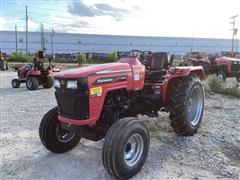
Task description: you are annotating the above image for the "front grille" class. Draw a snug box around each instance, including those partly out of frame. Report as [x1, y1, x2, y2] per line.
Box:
[55, 78, 89, 120]
[231, 61, 240, 72]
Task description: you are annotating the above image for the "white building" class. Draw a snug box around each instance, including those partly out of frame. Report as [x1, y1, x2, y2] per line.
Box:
[0, 31, 239, 55]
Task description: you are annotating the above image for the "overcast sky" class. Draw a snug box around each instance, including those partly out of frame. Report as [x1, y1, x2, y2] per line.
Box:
[0, 0, 240, 39]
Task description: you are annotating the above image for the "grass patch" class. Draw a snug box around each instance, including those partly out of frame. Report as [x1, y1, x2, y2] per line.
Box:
[208, 77, 240, 98]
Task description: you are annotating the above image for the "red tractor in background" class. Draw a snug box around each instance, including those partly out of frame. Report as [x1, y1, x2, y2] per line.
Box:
[39, 50, 205, 179]
[180, 53, 240, 82]
[12, 51, 59, 90]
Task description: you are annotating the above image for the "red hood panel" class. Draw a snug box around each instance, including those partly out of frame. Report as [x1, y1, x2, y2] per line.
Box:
[54, 63, 132, 79]
[218, 57, 240, 62]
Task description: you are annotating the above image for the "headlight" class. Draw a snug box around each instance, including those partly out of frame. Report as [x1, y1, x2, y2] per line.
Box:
[54, 80, 60, 88]
[66, 80, 78, 89]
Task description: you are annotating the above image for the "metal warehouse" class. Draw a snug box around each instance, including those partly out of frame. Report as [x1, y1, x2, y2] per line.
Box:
[0, 31, 239, 54]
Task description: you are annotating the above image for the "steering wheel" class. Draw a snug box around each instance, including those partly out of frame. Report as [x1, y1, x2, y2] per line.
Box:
[129, 50, 150, 64]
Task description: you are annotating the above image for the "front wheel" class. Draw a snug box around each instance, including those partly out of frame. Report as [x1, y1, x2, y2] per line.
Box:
[169, 75, 204, 136]
[39, 107, 81, 153]
[12, 79, 20, 88]
[102, 117, 150, 179]
[236, 75, 240, 83]
[216, 71, 226, 81]
[42, 76, 54, 88]
[26, 77, 39, 90]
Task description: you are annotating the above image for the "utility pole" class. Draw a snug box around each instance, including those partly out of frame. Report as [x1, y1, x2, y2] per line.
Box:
[50, 29, 55, 58]
[190, 31, 194, 53]
[40, 23, 43, 50]
[236, 38, 239, 52]
[230, 15, 238, 56]
[15, 25, 18, 53]
[25, 5, 28, 55]
[40, 23, 46, 51]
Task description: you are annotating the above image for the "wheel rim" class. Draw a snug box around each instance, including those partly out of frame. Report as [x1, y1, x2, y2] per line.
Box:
[27, 80, 32, 88]
[12, 81, 16, 87]
[56, 124, 75, 143]
[124, 133, 144, 167]
[237, 76, 240, 82]
[217, 74, 223, 80]
[187, 86, 203, 126]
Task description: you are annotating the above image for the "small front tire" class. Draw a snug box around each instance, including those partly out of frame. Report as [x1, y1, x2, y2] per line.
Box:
[12, 79, 20, 88]
[26, 77, 39, 90]
[102, 117, 150, 179]
[39, 107, 81, 153]
[236, 75, 240, 83]
[42, 76, 54, 88]
[216, 71, 226, 81]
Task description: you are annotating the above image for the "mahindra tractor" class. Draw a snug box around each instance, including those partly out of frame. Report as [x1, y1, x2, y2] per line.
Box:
[39, 50, 205, 179]
[180, 53, 240, 82]
[11, 51, 57, 90]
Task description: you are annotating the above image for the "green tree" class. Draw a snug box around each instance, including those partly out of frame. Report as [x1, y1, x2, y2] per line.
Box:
[76, 53, 86, 65]
[8, 52, 31, 62]
[107, 51, 118, 62]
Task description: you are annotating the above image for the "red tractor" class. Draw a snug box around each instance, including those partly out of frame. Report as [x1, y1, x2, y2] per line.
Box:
[12, 51, 57, 90]
[180, 53, 240, 82]
[39, 50, 205, 179]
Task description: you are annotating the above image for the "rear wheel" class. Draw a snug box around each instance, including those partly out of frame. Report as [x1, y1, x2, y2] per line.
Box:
[169, 75, 204, 136]
[199, 62, 209, 75]
[1, 61, 5, 70]
[102, 117, 149, 179]
[12, 79, 20, 88]
[26, 77, 39, 90]
[42, 76, 54, 88]
[39, 107, 81, 153]
[236, 75, 240, 83]
[216, 71, 226, 81]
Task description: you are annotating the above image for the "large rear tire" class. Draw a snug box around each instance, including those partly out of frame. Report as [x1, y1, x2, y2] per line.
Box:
[169, 75, 204, 136]
[199, 62, 209, 76]
[39, 107, 81, 153]
[42, 76, 54, 88]
[102, 117, 149, 179]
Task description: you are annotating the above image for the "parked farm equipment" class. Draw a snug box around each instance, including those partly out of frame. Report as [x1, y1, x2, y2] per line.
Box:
[39, 50, 205, 179]
[11, 51, 60, 90]
[180, 53, 240, 82]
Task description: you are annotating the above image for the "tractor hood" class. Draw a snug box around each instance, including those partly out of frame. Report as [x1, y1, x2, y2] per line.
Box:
[54, 63, 132, 79]
[218, 57, 240, 62]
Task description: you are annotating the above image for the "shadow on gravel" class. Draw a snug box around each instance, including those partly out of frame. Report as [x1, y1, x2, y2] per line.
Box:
[218, 140, 240, 165]
[1, 87, 53, 96]
[2, 144, 113, 180]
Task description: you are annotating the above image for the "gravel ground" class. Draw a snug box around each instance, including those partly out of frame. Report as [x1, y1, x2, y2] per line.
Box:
[0, 71, 240, 180]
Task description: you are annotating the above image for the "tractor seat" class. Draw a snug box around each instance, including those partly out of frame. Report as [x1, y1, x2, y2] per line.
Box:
[147, 55, 168, 71]
[35, 61, 44, 70]
[145, 55, 168, 82]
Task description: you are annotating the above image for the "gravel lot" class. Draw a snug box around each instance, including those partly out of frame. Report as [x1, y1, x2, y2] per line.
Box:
[1, 71, 240, 180]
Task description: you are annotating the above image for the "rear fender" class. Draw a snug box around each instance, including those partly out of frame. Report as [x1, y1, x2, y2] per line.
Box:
[162, 67, 204, 102]
[27, 70, 41, 76]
